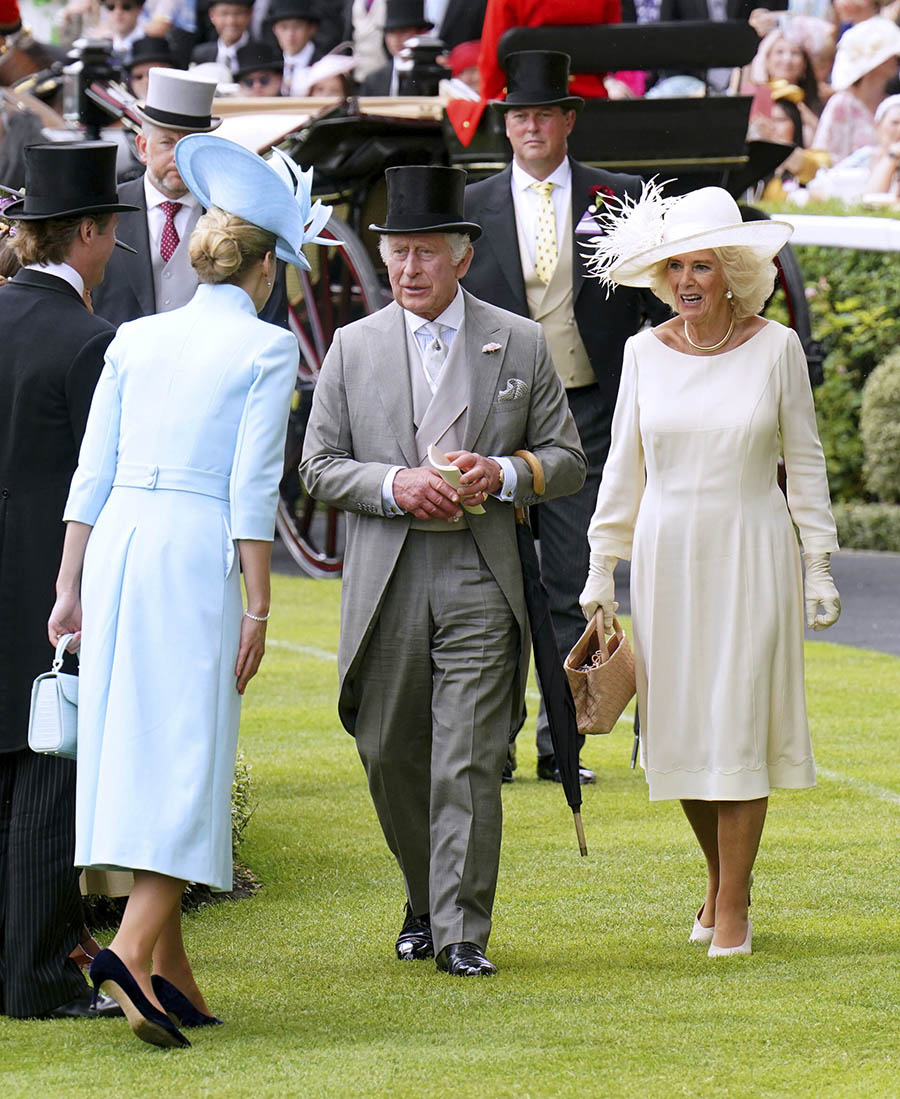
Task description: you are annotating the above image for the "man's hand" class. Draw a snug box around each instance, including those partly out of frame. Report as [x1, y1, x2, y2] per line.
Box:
[444, 451, 503, 507]
[393, 466, 463, 521]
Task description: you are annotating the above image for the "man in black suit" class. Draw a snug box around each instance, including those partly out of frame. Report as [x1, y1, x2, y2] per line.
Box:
[92, 68, 288, 329]
[359, 0, 432, 95]
[463, 51, 665, 784]
[191, 0, 255, 73]
[0, 142, 136, 1020]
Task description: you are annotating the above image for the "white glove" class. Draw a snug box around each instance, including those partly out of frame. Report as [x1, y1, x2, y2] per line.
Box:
[579, 553, 618, 631]
[803, 552, 841, 631]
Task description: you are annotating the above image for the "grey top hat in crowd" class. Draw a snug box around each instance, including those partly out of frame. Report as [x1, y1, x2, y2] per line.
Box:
[491, 50, 584, 113]
[384, 0, 432, 32]
[2, 142, 141, 221]
[267, 0, 320, 24]
[135, 67, 222, 132]
[369, 165, 481, 240]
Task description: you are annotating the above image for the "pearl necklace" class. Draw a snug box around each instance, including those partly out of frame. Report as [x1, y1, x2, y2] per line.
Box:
[683, 315, 735, 353]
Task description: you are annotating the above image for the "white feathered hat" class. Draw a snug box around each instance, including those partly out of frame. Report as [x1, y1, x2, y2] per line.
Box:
[174, 135, 333, 270]
[585, 183, 792, 290]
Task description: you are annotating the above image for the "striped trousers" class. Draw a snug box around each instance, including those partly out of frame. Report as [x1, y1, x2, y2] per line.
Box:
[0, 749, 86, 1017]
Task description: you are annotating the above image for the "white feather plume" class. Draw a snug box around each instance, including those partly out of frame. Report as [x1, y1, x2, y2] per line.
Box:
[268, 146, 336, 261]
[582, 177, 678, 296]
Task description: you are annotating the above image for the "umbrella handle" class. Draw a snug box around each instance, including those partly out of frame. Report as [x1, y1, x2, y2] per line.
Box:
[573, 810, 587, 857]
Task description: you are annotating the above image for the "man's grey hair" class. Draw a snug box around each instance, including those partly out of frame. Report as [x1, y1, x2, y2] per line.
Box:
[378, 232, 472, 265]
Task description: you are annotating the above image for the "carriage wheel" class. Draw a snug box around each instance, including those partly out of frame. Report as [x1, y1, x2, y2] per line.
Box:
[276, 211, 387, 578]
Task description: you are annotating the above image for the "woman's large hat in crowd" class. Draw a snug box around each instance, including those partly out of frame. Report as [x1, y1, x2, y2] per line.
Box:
[1, 142, 141, 220]
[830, 16, 900, 91]
[174, 134, 333, 269]
[135, 67, 222, 132]
[368, 165, 482, 240]
[491, 50, 584, 113]
[585, 183, 792, 289]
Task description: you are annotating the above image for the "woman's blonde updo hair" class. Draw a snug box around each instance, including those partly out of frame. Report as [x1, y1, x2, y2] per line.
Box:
[189, 206, 277, 285]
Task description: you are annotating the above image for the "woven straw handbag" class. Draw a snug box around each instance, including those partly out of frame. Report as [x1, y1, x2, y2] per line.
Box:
[564, 614, 636, 735]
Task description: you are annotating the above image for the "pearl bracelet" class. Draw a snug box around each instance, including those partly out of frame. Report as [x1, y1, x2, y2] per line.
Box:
[243, 610, 270, 622]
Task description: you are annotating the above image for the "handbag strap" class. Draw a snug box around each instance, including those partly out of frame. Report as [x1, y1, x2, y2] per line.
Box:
[590, 613, 625, 666]
[52, 634, 79, 672]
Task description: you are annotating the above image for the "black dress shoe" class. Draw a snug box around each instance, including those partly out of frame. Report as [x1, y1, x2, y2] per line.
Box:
[46, 992, 124, 1019]
[435, 942, 497, 977]
[396, 903, 433, 960]
[536, 756, 596, 785]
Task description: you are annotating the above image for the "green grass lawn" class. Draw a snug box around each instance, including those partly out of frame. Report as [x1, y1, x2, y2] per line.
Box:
[3, 574, 900, 1098]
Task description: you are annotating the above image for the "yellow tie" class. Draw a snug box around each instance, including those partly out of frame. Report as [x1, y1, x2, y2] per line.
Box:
[530, 180, 558, 284]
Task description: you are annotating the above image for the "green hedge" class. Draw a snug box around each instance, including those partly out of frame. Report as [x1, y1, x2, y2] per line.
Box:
[833, 503, 900, 553]
[861, 349, 900, 503]
[762, 202, 900, 509]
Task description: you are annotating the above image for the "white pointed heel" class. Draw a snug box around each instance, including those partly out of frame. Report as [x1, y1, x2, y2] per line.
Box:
[708, 919, 752, 957]
[689, 905, 715, 944]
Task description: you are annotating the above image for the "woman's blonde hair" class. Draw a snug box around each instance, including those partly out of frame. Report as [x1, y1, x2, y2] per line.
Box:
[189, 206, 277, 284]
[648, 246, 778, 321]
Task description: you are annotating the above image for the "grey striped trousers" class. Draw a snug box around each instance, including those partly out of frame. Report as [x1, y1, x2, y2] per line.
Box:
[0, 749, 86, 1017]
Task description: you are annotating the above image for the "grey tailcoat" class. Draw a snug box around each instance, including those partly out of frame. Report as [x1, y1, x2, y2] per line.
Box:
[300, 290, 587, 734]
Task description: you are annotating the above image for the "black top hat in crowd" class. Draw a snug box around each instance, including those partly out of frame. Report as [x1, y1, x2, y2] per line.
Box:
[125, 35, 176, 70]
[2, 142, 141, 220]
[267, 0, 320, 24]
[384, 0, 432, 32]
[369, 165, 481, 240]
[235, 41, 283, 80]
[492, 50, 584, 112]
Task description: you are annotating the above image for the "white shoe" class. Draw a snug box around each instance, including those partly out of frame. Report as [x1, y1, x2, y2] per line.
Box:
[708, 919, 752, 957]
[688, 906, 715, 944]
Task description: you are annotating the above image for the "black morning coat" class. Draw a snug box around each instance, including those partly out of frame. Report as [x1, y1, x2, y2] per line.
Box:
[0, 270, 114, 751]
[463, 158, 667, 416]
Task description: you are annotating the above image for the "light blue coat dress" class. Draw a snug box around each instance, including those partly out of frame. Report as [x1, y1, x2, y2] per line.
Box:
[64, 283, 298, 891]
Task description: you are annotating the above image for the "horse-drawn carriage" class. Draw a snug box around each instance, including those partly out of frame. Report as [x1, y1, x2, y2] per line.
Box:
[1, 19, 817, 577]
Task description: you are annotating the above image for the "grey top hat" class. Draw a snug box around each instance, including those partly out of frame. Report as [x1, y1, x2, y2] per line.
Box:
[135, 68, 222, 132]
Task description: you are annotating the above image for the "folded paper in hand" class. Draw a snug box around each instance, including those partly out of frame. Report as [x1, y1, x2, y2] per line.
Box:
[427, 444, 486, 515]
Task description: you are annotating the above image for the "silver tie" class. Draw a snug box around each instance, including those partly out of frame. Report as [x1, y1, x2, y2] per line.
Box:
[421, 322, 448, 391]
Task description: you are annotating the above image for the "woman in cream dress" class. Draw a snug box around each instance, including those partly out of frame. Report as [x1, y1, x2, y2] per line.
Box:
[581, 187, 841, 957]
[48, 137, 330, 1046]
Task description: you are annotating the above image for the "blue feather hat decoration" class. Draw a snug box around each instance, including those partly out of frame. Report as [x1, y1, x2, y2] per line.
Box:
[174, 135, 334, 270]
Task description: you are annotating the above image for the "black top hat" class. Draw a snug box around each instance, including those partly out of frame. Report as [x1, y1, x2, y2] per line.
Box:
[384, 0, 432, 32]
[2, 142, 141, 220]
[268, 0, 320, 24]
[235, 41, 283, 80]
[125, 36, 176, 70]
[208, 0, 254, 7]
[369, 165, 481, 240]
[492, 50, 584, 112]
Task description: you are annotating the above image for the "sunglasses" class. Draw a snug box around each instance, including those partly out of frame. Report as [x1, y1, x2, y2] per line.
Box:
[240, 73, 278, 88]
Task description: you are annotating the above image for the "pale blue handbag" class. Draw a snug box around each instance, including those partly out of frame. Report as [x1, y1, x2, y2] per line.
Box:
[28, 634, 79, 760]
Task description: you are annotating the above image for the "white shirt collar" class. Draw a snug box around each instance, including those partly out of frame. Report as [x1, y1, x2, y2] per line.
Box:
[402, 284, 465, 338]
[219, 30, 250, 65]
[23, 261, 85, 297]
[144, 172, 198, 211]
[511, 156, 571, 195]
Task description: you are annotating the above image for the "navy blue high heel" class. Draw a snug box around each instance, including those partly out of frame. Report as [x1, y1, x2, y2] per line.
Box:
[151, 975, 224, 1027]
[89, 949, 190, 1049]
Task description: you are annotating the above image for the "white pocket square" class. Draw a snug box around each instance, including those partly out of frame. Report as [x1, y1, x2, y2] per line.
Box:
[498, 378, 528, 402]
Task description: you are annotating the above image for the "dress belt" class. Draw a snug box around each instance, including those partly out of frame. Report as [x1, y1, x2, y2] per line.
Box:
[112, 463, 230, 501]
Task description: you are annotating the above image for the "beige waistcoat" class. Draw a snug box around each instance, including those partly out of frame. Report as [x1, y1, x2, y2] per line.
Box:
[517, 203, 595, 389]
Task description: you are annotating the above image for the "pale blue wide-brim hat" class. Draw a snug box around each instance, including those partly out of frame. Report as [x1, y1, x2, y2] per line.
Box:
[174, 134, 332, 270]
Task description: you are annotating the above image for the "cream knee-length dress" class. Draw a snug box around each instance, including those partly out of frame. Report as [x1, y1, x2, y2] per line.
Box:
[587, 321, 838, 801]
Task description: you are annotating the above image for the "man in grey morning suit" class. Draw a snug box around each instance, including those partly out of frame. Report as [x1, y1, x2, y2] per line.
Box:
[301, 166, 586, 977]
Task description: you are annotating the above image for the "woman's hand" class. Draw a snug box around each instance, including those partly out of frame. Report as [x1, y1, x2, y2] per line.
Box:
[579, 554, 618, 631]
[803, 552, 841, 630]
[235, 614, 267, 695]
[48, 591, 82, 651]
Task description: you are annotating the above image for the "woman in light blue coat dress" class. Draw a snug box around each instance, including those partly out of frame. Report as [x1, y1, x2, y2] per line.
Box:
[48, 137, 331, 1048]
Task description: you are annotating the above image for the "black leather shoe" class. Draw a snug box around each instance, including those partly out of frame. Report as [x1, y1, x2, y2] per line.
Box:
[536, 756, 596, 785]
[46, 992, 124, 1019]
[435, 942, 497, 977]
[396, 904, 433, 960]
